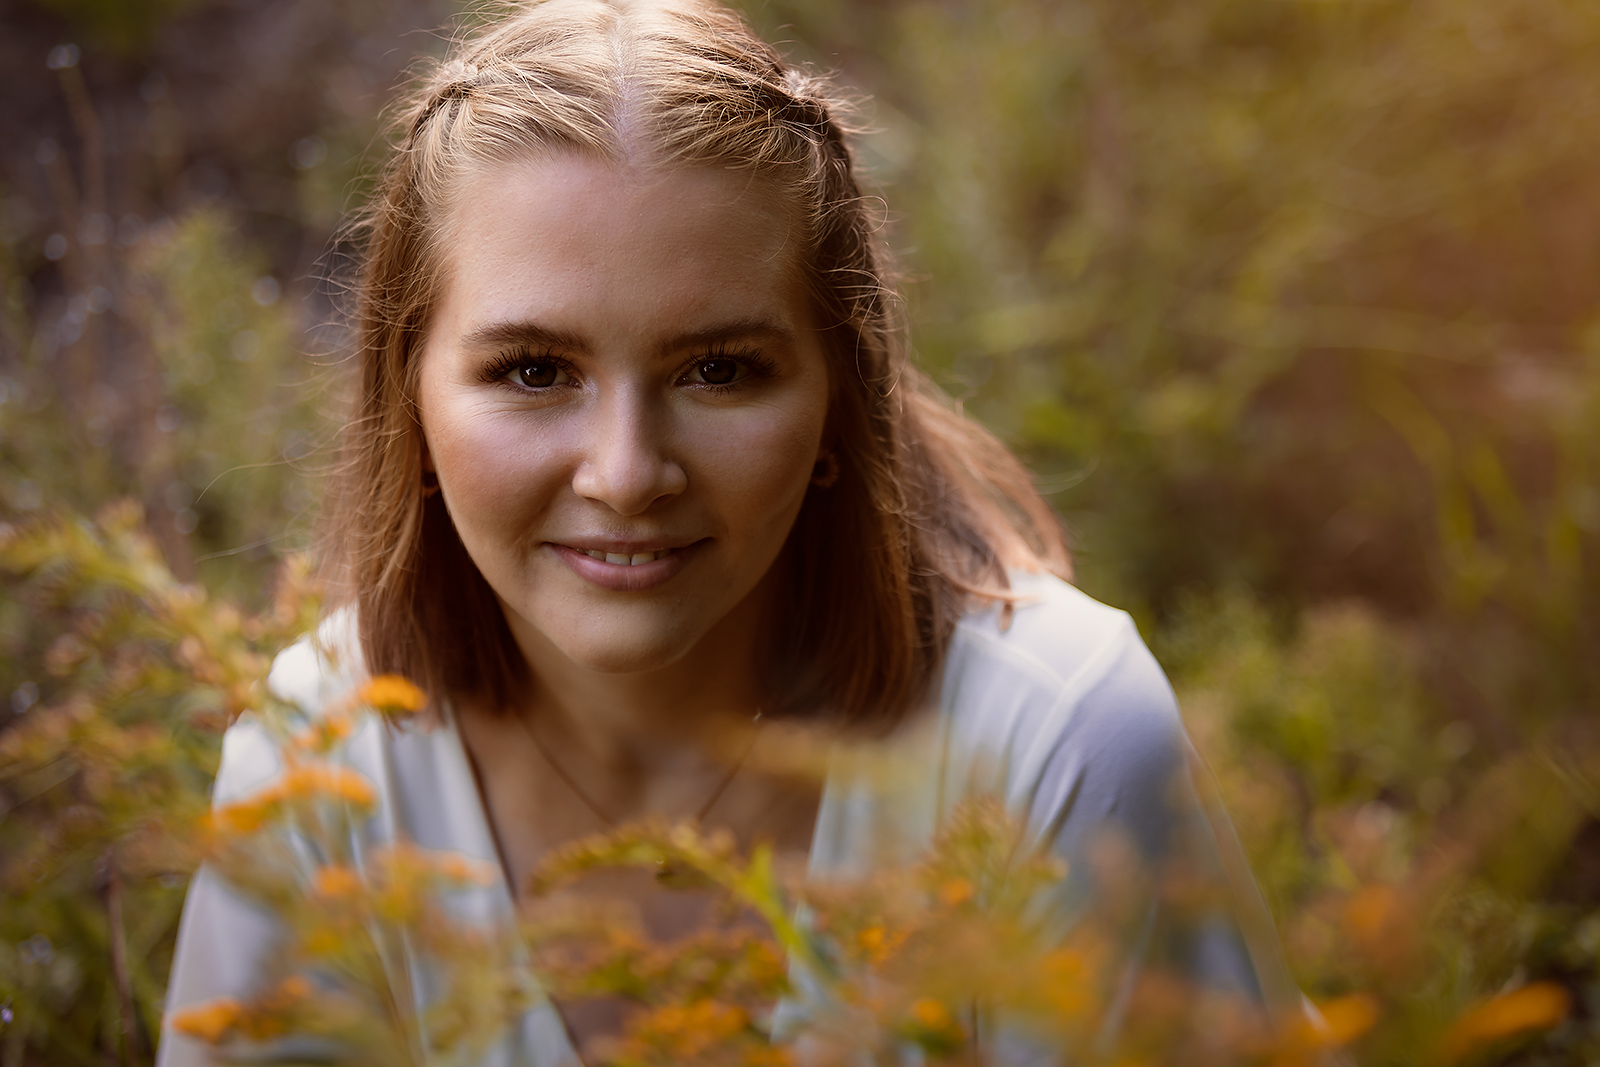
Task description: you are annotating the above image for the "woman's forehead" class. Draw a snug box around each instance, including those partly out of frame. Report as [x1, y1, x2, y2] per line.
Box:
[445, 150, 804, 243]
[429, 153, 814, 347]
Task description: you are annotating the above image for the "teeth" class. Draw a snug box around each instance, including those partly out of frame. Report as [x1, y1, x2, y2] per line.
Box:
[576, 547, 674, 565]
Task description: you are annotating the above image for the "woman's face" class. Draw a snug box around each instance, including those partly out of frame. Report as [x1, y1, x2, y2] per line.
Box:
[417, 154, 830, 678]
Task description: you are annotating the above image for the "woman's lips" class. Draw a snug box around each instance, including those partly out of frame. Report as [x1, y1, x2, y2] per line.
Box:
[548, 541, 698, 591]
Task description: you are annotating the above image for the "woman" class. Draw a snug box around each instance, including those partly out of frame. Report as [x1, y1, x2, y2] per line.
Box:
[161, 0, 1298, 1062]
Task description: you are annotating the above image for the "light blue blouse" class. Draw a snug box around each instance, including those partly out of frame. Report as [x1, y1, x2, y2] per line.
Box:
[157, 572, 1298, 1066]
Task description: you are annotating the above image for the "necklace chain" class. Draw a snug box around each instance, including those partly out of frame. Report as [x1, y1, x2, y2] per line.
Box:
[517, 709, 764, 830]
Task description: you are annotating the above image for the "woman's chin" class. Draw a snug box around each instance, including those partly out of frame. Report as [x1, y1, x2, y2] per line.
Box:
[494, 568, 777, 681]
[530, 627, 703, 677]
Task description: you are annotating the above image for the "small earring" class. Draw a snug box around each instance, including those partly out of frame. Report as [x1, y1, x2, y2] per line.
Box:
[421, 470, 441, 499]
[810, 451, 840, 489]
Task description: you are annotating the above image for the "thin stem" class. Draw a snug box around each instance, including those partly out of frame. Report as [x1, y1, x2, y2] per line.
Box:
[103, 851, 137, 1067]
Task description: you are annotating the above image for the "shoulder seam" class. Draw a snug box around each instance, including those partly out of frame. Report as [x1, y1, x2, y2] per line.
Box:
[1008, 614, 1142, 782]
[953, 606, 1140, 698]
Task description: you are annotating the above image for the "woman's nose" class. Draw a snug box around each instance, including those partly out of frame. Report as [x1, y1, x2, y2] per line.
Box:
[569, 390, 687, 516]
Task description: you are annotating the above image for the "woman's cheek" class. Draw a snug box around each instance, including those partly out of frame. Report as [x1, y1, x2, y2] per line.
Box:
[686, 404, 821, 514]
[436, 407, 568, 522]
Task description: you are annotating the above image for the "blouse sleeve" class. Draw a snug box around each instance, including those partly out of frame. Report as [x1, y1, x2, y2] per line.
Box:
[157, 629, 363, 1065]
[928, 579, 1303, 1060]
[1015, 617, 1301, 1029]
[155, 718, 288, 1067]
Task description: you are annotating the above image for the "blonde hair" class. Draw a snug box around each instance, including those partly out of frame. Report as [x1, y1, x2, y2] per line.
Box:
[319, 0, 1070, 727]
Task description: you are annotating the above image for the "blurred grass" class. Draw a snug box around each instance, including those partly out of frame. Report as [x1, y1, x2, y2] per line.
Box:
[1, 0, 1597, 1063]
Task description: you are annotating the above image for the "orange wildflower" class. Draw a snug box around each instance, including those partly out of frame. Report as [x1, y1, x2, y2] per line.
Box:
[275, 975, 313, 1001]
[312, 864, 364, 899]
[210, 798, 271, 837]
[1042, 948, 1095, 1018]
[293, 712, 355, 752]
[169, 997, 244, 1044]
[237, 1012, 289, 1042]
[204, 764, 375, 841]
[1341, 883, 1416, 965]
[1437, 982, 1570, 1064]
[277, 764, 377, 809]
[433, 852, 496, 886]
[1342, 884, 1396, 939]
[910, 997, 953, 1031]
[221, 974, 314, 1040]
[372, 877, 424, 925]
[355, 675, 427, 719]
[938, 877, 975, 907]
[1268, 993, 1381, 1067]
[302, 926, 344, 956]
[1316, 994, 1381, 1046]
[631, 999, 747, 1059]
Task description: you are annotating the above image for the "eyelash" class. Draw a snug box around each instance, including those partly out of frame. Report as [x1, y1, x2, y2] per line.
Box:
[683, 343, 778, 394]
[480, 344, 778, 396]
[479, 347, 577, 391]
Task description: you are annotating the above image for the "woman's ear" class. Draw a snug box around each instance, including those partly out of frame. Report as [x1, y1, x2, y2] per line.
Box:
[810, 443, 841, 489]
[809, 410, 840, 487]
[420, 435, 442, 498]
[418, 422, 437, 474]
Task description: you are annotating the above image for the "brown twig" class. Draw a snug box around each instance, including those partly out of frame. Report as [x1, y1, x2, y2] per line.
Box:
[103, 850, 137, 1067]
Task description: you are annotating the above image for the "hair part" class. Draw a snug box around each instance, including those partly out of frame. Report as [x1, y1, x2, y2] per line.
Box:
[318, 0, 1070, 729]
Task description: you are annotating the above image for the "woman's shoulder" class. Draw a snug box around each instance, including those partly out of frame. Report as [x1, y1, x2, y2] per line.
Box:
[939, 571, 1188, 822]
[946, 570, 1176, 717]
[211, 611, 372, 804]
[265, 608, 367, 714]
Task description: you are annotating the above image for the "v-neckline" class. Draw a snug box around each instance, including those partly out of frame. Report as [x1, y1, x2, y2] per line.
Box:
[439, 699, 846, 1067]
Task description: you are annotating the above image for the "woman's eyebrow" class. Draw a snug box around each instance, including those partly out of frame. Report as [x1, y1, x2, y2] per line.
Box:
[666, 317, 795, 351]
[462, 317, 796, 353]
[462, 320, 588, 352]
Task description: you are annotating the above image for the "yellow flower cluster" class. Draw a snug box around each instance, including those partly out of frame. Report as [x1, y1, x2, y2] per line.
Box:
[1041, 947, 1097, 1020]
[909, 997, 952, 1031]
[355, 675, 428, 719]
[292, 676, 425, 752]
[1264, 994, 1382, 1067]
[901, 994, 965, 1054]
[431, 851, 497, 886]
[853, 922, 911, 966]
[169, 997, 244, 1044]
[210, 763, 378, 837]
[312, 863, 364, 900]
[936, 877, 975, 907]
[374, 843, 496, 893]
[293, 711, 356, 753]
[1438, 983, 1570, 1063]
[627, 998, 749, 1060]
[297, 847, 497, 946]
[168, 977, 312, 1046]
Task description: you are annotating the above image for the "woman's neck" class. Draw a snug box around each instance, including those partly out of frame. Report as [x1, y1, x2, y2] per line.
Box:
[498, 577, 774, 780]
[451, 575, 820, 1060]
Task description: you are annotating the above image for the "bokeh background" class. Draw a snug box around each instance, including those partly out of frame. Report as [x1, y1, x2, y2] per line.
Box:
[1, 0, 1596, 1063]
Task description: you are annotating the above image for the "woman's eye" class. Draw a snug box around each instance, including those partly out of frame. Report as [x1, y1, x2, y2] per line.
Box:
[513, 361, 569, 389]
[691, 359, 744, 386]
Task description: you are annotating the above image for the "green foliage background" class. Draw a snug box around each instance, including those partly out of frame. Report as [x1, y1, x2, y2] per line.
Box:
[0, 0, 1596, 1063]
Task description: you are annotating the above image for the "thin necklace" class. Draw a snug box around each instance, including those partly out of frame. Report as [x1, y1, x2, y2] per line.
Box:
[517, 708, 764, 831]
